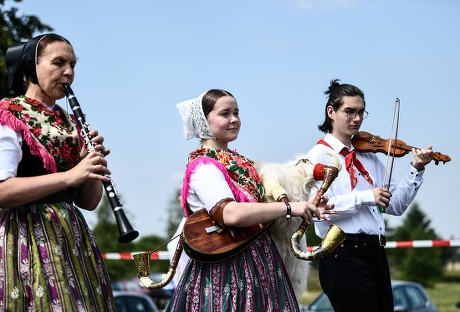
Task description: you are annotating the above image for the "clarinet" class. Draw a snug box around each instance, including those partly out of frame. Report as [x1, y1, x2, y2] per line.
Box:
[63, 84, 139, 243]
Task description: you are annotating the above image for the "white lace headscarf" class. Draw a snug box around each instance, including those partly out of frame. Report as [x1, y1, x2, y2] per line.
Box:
[176, 91, 214, 140]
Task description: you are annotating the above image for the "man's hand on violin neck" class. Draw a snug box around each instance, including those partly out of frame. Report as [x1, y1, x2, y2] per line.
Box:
[411, 146, 434, 171]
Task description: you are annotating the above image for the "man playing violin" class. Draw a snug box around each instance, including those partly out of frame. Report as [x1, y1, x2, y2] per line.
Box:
[306, 79, 434, 312]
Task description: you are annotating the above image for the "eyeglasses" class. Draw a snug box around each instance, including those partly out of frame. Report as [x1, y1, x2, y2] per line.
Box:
[339, 108, 369, 120]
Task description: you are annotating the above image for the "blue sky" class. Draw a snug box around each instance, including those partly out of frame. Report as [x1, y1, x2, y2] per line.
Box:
[13, 0, 459, 240]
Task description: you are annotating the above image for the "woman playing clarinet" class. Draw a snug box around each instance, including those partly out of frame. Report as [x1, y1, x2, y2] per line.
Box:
[0, 33, 115, 311]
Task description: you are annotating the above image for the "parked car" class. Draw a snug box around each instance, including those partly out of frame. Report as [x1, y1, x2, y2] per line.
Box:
[305, 280, 437, 312]
[112, 274, 175, 310]
[113, 291, 160, 312]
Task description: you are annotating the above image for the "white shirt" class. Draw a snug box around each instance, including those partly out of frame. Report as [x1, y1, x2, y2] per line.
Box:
[307, 133, 425, 238]
[167, 162, 236, 283]
[0, 104, 55, 181]
[186, 163, 236, 214]
[0, 124, 23, 181]
[167, 216, 189, 286]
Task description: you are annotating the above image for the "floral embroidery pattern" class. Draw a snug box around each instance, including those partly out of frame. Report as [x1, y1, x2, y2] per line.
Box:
[167, 149, 300, 311]
[188, 147, 265, 201]
[1, 96, 81, 169]
[0, 204, 116, 310]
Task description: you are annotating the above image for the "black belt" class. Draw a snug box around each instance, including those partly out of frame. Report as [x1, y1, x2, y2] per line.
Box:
[345, 233, 386, 247]
[35, 189, 74, 205]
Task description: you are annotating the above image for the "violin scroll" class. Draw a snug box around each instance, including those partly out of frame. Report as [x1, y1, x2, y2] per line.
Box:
[433, 152, 451, 165]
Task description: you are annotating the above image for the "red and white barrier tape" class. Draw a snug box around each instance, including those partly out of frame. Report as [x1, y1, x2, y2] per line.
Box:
[102, 240, 460, 260]
[102, 251, 169, 260]
[384, 239, 460, 249]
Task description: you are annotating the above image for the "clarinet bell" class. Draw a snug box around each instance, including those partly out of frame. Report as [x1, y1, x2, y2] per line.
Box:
[115, 209, 139, 243]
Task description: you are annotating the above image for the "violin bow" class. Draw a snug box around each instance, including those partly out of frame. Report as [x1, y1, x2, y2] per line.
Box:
[383, 97, 400, 190]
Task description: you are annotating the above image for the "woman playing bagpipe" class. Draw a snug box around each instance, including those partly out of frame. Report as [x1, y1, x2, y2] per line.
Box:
[164, 89, 338, 311]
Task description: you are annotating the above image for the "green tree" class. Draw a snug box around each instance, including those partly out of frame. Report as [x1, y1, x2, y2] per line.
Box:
[386, 203, 450, 286]
[91, 195, 171, 281]
[1, 0, 53, 98]
[91, 196, 138, 280]
[165, 188, 184, 238]
[131, 188, 185, 276]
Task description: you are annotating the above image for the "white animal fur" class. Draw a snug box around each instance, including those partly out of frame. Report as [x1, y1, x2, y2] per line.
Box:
[256, 154, 318, 299]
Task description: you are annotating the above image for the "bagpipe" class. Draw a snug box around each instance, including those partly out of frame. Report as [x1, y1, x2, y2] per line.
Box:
[133, 153, 346, 290]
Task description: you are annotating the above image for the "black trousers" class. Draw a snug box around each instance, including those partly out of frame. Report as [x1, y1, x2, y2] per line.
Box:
[319, 239, 393, 312]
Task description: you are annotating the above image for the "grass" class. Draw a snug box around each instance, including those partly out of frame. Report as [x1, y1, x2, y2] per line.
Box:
[426, 270, 460, 312]
[427, 282, 460, 312]
[298, 266, 460, 311]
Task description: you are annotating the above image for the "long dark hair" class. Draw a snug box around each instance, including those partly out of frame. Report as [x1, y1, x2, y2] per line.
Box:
[318, 79, 365, 133]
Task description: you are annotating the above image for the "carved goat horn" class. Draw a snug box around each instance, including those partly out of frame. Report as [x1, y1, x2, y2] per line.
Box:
[290, 152, 346, 261]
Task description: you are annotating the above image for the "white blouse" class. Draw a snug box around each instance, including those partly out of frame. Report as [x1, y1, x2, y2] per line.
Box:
[0, 104, 56, 181]
[169, 161, 236, 277]
[0, 124, 22, 181]
[186, 162, 235, 213]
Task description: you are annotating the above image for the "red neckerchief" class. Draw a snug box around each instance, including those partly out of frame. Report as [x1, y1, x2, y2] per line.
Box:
[317, 138, 373, 190]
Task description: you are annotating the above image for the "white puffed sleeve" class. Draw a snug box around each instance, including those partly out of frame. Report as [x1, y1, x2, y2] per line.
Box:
[0, 124, 22, 180]
[186, 162, 235, 213]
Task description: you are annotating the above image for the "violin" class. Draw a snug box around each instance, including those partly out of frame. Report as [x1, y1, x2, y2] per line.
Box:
[351, 131, 451, 165]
